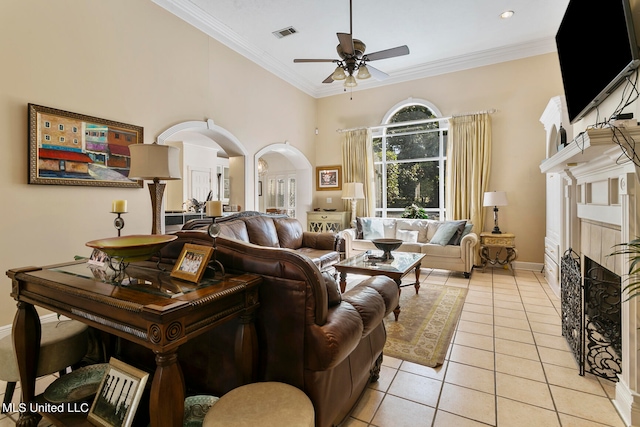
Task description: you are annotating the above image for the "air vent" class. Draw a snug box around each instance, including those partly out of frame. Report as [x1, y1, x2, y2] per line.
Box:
[272, 27, 297, 39]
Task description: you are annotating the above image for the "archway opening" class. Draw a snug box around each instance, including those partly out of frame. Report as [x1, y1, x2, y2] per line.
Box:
[255, 143, 313, 227]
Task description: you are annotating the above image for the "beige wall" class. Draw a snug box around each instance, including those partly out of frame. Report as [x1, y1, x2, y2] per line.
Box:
[317, 53, 566, 265]
[0, 0, 316, 326]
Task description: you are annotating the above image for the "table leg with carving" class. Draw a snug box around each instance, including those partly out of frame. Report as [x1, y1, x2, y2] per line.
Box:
[393, 278, 402, 321]
[414, 263, 422, 294]
[149, 350, 184, 427]
[235, 305, 258, 384]
[13, 301, 42, 427]
[339, 270, 347, 293]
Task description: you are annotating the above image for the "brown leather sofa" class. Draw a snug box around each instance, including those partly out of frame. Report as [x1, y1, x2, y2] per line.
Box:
[182, 211, 342, 274]
[156, 214, 399, 427]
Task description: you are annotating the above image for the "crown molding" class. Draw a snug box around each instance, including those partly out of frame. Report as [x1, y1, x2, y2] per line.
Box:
[153, 0, 558, 99]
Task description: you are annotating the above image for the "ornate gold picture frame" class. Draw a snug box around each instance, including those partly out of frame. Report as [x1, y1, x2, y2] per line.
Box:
[28, 103, 143, 188]
[316, 165, 342, 191]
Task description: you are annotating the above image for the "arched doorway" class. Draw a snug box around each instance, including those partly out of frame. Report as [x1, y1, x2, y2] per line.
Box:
[157, 119, 250, 211]
[255, 143, 313, 227]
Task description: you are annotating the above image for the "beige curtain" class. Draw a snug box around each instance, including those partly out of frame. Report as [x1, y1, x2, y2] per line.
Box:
[446, 113, 492, 265]
[342, 129, 374, 217]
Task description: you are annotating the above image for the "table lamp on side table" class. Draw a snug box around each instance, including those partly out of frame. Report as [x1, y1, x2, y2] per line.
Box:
[128, 143, 181, 235]
[483, 191, 508, 234]
[342, 182, 365, 227]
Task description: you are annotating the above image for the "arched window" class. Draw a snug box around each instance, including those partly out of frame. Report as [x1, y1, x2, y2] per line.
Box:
[372, 100, 447, 219]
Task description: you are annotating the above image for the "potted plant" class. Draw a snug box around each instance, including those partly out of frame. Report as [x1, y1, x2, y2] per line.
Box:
[609, 237, 640, 300]
[402, 204, 429, 219]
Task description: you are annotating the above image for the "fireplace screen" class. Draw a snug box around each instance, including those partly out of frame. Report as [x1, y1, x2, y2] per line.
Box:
[561, 249, 583, 374]
[560, 250, 622, 381]
[583, 256, 621, 381]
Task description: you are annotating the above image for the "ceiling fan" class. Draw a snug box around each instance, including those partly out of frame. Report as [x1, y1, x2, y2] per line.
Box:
[293, 0, 409, 88]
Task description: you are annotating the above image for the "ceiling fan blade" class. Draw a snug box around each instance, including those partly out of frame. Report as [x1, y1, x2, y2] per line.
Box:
[337, 32, 354, 56]
[294, 59, 337, 63]
[366, 65, 389, 81]
[322, 74, 334, 84]
[365, 45, 410, 61]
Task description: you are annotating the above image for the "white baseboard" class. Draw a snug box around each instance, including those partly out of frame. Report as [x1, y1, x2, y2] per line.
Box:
[513, 261, 544, 272]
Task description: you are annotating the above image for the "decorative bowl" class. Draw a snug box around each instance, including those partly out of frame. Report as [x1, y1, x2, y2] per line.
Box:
[371, 238, 403, 260]
[86, 234, 178, 262]
[44, 363, 109, 404]
[183, 395, 219, 427]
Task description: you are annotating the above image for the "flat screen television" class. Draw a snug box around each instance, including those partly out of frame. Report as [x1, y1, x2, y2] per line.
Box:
[556, 0, 640, 124]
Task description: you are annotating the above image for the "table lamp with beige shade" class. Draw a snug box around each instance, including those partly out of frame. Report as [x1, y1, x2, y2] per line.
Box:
[128, 143, 181, 234]
[342, 182, 365, 227]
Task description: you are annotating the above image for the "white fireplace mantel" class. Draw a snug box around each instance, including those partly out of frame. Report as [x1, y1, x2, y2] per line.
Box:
[541, 122, 640, 426]
[540, 126, 640, 175]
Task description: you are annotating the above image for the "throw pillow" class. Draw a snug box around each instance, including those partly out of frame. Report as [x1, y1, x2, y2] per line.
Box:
[396, 229, 419, 243]
[430, 220, 465, 246]
[460, 223, 474, 241]
[355, 217, 364, 239]
[447, 221, 468, 245]
[361, 218, 384, 240]
[322, 271, 342, 307]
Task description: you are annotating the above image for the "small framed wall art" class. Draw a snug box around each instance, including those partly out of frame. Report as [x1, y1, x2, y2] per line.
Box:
[170, 243, 214, 283]
[316, 165, 342, 191]
[88, 358, 149, 427]
[28, 103, 143, 188]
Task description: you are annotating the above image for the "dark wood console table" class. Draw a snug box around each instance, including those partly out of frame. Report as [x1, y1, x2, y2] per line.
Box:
[6, 260, 260, 427]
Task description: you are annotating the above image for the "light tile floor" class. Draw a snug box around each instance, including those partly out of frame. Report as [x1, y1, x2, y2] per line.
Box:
[0, 267, 627, 427]
[342, 267, 627, 427]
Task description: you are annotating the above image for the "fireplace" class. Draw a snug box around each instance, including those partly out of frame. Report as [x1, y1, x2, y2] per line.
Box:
[561, 253, 622, 382]
[541, 110, 640, 426]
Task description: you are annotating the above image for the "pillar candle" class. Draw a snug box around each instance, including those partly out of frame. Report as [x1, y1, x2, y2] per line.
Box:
[206, 200, 223, 217]
[112, 199, 127, 213]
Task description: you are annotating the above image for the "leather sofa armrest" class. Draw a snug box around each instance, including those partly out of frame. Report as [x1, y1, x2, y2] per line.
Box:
[305, 276, 398, 371]
[302, 232, 337, 250]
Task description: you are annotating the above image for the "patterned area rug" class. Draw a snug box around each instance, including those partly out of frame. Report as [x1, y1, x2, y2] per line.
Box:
[384, 284, 467, 367]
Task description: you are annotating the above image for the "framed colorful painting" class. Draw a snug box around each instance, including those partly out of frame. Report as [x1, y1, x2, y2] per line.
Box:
[28, 103, 143, 187]
[316, 165, 342, 191]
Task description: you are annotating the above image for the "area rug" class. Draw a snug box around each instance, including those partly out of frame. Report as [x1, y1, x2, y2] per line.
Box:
[383, 284, 467, 367]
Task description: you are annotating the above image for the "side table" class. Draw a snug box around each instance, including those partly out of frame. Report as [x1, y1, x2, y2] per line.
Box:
[479, 232, 518, 274]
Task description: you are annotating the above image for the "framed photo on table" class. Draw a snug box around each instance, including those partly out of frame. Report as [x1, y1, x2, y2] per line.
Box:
[170, 243, 214, 283]
[316, 165, 342, 191]
[88, 358, 149, 427]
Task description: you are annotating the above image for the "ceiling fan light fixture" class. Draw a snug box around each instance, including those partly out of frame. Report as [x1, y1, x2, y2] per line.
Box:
[344, 75, 357, 87]
[357, 64, 371, 79]
[332, 66, 346, 80]
[499, 10, 514, 19]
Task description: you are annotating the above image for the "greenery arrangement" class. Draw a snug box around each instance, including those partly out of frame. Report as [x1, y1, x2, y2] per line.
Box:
[609, 238, 640, 300]
[402, 204, 429, 219]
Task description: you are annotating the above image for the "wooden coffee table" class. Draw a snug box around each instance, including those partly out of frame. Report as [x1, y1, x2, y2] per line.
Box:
[335, 251, 426, 321]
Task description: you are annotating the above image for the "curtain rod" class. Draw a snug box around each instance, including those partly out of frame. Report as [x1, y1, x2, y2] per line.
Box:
[336, 109, 497, 133]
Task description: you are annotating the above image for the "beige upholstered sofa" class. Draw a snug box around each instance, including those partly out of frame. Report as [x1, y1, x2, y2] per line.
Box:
[341, 217, 479, 277]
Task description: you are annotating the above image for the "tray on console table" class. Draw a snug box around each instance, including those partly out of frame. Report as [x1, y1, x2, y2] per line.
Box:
[7, 260, 261, 427]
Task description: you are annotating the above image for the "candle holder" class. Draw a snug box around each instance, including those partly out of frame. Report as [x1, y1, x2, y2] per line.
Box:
[207, 223, 225, 278]
[112, 212, 126, 236]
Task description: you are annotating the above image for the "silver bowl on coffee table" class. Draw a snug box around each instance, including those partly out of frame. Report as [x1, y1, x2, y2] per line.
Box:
[371, 238, 403, 261]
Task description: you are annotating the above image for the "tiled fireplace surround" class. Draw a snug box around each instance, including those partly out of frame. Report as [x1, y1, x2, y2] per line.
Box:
[541, 121, 640, 426]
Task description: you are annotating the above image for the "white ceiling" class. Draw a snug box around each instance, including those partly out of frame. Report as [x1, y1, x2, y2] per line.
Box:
[153, 0, 570, 98]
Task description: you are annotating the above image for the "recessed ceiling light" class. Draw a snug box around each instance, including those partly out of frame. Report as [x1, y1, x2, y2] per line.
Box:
[500, 10, 515, 19]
